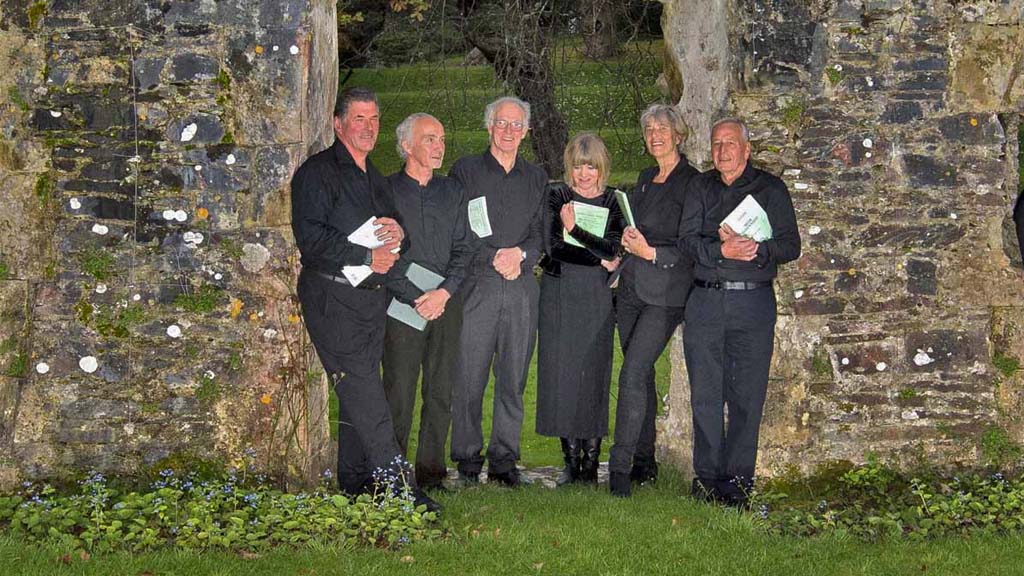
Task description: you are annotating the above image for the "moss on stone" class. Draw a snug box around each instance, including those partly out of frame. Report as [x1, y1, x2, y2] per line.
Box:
[826, 67, 842, 85]
[897, 388, 918, 401]
[980, 425, 1023, 469]
[4, 350, 27, 378]
[27, 1, 47, 30]
[0, 258, 8, 280]
[174, 284, 224, 314]
[33, 172, 52, 206]
[812, 346, 832, 380]
[7, 86, 30, 112]
[993, 352, 1021, 378]
[76, 248, 115, 281]
[196, 374, 220, 405]
[781, 98, 806, 134]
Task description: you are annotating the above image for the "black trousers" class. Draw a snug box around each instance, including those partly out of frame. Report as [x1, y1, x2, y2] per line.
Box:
[450, 274, 539, 475]
[382, 298, 463, 487]
[684, 285, 776, 497]
[608, 281, 684, 474]
[297, 269, 410, 494]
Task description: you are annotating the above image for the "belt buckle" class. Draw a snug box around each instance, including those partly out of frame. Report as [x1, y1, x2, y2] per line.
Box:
[711, 281, 723, 290]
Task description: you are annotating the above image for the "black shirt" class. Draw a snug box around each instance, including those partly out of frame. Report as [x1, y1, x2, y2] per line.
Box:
[290, 139, 405, 285]
[449, 149, 547, 278]
[541, 182, 624, 277]
[385, 171, 476, 304]
[679, 163, 801, 283]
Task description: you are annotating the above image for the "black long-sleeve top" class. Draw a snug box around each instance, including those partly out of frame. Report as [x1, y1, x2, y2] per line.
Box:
[540, 182, 624, 277]
[679, 163, 801, 282]
[290, 139, 408, 285]
[385, 171, 476, 304]
[1014, 192, 1024, 263]
[449, 149, 547, 278]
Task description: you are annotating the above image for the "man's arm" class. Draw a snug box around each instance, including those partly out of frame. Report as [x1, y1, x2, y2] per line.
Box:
[290, 166, 370, 270]
[450, 159, 498, 264]
[753, 181, 801, 267]
[678, 177, 724, 266]
[439, 182, 476, 296]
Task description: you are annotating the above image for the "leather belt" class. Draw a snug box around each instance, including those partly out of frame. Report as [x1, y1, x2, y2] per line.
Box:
[694, 279, 772, 291]
[314, 270, 382, 290]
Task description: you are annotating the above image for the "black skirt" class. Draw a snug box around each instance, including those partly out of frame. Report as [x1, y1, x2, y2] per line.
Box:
[535, 262, 614, 438]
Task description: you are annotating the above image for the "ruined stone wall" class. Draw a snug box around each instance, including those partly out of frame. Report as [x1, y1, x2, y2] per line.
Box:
[0, 1, 337, 488]
[659, 0, 1024, 475]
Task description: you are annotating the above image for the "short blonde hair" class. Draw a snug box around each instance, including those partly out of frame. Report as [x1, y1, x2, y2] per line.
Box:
[563, 132, 611, 190]
[640, 104, 688, 152]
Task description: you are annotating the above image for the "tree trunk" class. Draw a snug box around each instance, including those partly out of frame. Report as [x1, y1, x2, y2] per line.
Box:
[580, 0, 619, 59]
[457, 0, 568, 179]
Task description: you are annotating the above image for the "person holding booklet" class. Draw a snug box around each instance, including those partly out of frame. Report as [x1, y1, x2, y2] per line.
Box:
[609, 104, 700, 497]
[678, 117, 801, 508]
[448, 97, 547, 487]
[536, 133, 624, 486]
[382, 113, 475, 491]
[290, 88, 440, 512]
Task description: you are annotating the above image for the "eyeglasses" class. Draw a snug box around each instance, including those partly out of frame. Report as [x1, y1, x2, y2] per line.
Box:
[493, 119, 525, 131]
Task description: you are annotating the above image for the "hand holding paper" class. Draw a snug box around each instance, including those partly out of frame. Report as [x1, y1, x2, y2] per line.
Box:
[719, 224, 758, 261]
[720, 195, 772, 242]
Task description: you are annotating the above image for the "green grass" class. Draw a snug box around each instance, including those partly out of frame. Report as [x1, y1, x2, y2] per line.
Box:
[353, 40, 665, 186]
[331, 330, 673, 468]
[4, 472, 1024, 575]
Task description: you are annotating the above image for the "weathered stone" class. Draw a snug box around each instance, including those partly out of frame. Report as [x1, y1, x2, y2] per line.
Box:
[905, 259, 938, 294]
[938, 113, 1006, 145]
[166, 113, 225, 145]
[903, 154, 958, 186]
[169, 54, 219, 83]
[882, 101, 923, 124]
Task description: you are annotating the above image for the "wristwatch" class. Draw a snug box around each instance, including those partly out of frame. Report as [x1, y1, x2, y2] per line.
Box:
[520, 249, 527, 261]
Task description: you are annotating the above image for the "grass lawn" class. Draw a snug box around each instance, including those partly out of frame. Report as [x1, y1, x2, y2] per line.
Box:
[5, 470, 1024, 576]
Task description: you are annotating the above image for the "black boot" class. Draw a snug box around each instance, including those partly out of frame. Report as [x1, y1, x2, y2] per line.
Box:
[556, 438, 582, 486]
[579, 438, 601, 484]
[609, 471, 631, 497]
[630, 458, 659, 485]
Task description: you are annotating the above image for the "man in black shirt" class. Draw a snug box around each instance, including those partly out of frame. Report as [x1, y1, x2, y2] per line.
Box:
[679, 117, 801, 507]
[290, 87, 438, 512]
[449, 97, 547, 487]
[382, 113, 475, 490]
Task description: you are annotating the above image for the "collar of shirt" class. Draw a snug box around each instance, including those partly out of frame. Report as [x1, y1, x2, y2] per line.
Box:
[331, 138, 375, 173]
[483, 147, 524, 176]
[713, 162, 758, 189]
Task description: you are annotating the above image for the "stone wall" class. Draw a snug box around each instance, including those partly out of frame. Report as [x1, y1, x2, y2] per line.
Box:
[0, 1, 337, 488]
[658, 0, 1024, 475]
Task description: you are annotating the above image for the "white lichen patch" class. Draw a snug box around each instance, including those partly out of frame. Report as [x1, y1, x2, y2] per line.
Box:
[91, 223, 109, 235]
[70, 197, 81, 210]
[50, 110, 62, 117]
[862, 138, 873, 148]
[183, 231, 204, 246]
[174, 210, 188, 222]
[290, 45, 299, 55]
[809, 225, 822, 235]
[167, 324, 182, 338]
[876, 362, 887, 371]
[95, 283, 108, 294]
[241, 243, 272, 273]
[79, 356, 98, 373]
[841, 357, 850, 365]
[35, 362, 50, 374]
[263, 328, 278, 339]
[913, 350, 935, 366]
[794, 182, 809, 190]
[226, 153, 236, 165]
[132, 293, 141, 301]
[162, 209, 176, 221]
[783, 168, 802, 177]
[180, 123, 198, 142]
[901, 410, 920, 420]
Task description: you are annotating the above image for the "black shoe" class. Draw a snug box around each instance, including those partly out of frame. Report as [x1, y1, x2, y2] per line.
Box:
[579, 438, 601, 484]
[630, 460, 658, 485]
[691, 478, 717, 503]
[412, 487, 443, 513]
[455, 471, 480, 489]
[488, 467, 532, 488]
[609, 471, 631, 497]
[556, 438, 582, 486]
[719, 492, 750, 510]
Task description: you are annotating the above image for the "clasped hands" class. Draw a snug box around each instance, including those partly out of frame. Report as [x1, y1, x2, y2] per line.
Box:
[621, 227, 655, 261]
[719, 224, 758, 261]
[492, 247, 522, 280]
[369, 217, 404, 274]
[414, 288, 450, 321]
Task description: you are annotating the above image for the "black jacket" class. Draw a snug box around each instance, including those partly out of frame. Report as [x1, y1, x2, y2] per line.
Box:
[540, 182, 624, 277]
[450, 149, 547, 278]
[619, 158, 700, 307]
[290, 139, 407, 285]
[679, 163, 801, 283]
[385, 171, 476, 304]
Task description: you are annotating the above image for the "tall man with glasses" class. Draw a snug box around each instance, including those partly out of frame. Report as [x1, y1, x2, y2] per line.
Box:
[679, 117, 801, 508]
[291, 87, 439, 512]
[448, 97, 547, 487]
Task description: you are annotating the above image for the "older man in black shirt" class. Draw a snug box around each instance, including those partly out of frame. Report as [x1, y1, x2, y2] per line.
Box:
[290, 87, 438, 512]
[382, 113, 474, 490]
[679, 117, 801, 507]
[449, 97, 547, 487]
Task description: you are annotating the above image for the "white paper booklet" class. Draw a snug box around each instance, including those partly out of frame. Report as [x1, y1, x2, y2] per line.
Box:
[720, 195, 772, 242]
[341, 216, 387, 287]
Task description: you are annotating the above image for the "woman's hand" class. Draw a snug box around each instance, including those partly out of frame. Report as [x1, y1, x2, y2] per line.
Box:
[560, 202, 576, 233]
[621, 227, 655, 261]
[600, 257, 620, 272]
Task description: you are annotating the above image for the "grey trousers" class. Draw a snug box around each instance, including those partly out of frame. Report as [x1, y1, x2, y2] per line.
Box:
[450, 274, 539, 475]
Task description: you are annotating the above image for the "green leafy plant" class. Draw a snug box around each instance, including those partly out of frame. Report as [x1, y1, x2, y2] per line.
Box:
[174, 284, 224, 314]
[76, 248, 115, 281]
[980, 425, 1023, 470]
[993, 352, 1021, 378]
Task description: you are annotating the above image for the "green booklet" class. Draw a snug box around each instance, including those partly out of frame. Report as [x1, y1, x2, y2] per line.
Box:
[563, 201, 610, 248]
[614, 189, 635, 228]
[467, 196, 492, 238]
[720, 194, 772, 242]
[386, 263, 445, 331]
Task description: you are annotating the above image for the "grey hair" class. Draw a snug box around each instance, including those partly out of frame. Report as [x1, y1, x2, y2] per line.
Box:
[711, 117, 751, 141]
[395, 112, 439, 160]
[333, 86, 378, 119]
[639, 104, 688, 152]
[483, 96, 531, 130]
